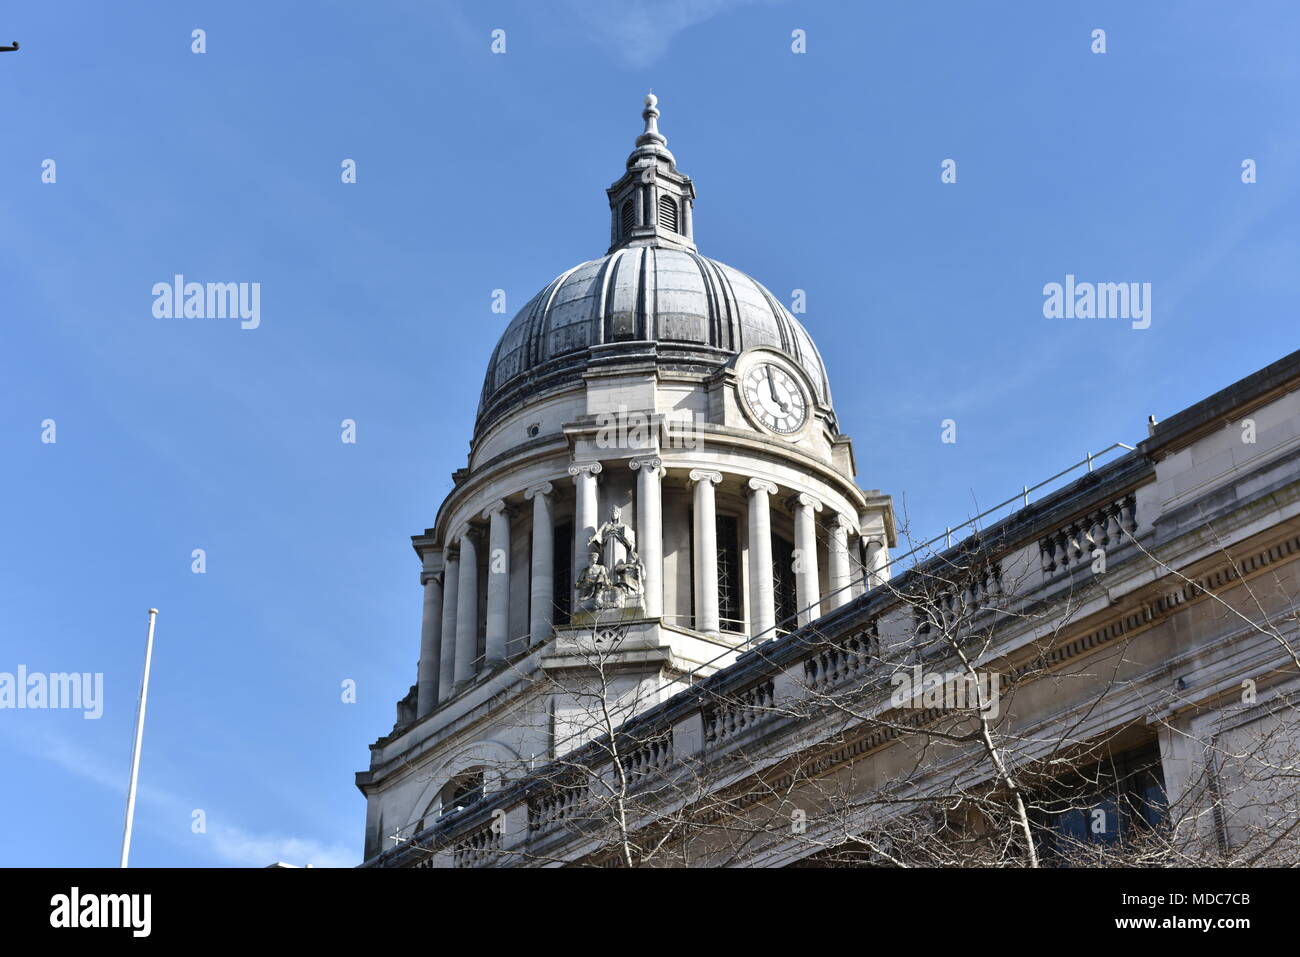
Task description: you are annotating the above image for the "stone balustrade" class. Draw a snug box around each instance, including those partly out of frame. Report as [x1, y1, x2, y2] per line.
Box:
[452, 821, 502, 868]
[703, 679, 776, 748]
[528, 782, 589, 833]
[1039, 492, 1138, 575]
[803, 621, 879, 691]
[912, 561, 1003, 636]
[624, 735, 673, 784]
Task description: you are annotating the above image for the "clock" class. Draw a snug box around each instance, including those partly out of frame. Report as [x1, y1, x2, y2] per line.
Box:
[740, 361, 809, 435]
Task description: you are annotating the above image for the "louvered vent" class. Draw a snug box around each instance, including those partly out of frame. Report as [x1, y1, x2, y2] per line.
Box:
[621, 200, 635, 236]
[658, 196, 678, 233]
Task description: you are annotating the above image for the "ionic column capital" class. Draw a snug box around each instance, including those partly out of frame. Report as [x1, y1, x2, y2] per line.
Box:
[788, 492, 823, 513]
[688, 468, 722, 485]
[630, 456, 665, 477]
[568, 461, 603, 478]
[524, 481, 554, 500]
[481, 499, 513, 522]
[826, 511, 854, 532]
[420, 569, 441, 587]
[746, 478, 778, 496]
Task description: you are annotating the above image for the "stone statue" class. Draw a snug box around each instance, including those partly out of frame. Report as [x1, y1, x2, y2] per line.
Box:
[613, 555, 644, 597]
[589, 506, 636, 569]
[575, 549, 610, 603]
[578, 507, 645, 611]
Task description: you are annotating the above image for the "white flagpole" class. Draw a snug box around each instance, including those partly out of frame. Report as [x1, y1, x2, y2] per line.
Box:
[120, 608, 158, 868]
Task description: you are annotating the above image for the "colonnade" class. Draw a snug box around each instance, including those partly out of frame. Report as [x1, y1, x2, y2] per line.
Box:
[413, 459, 887, 717]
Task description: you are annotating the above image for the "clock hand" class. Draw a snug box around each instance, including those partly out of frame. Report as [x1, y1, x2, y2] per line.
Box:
[766, 368, 790, 413]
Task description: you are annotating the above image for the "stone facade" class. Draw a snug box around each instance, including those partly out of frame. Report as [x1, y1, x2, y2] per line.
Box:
[356, 98, 1300, 867]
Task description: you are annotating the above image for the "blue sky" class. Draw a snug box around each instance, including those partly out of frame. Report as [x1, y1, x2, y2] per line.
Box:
[1, 1, 1296, 866]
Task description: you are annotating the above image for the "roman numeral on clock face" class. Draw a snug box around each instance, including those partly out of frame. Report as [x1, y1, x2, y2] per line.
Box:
[741, 362, 808, 435]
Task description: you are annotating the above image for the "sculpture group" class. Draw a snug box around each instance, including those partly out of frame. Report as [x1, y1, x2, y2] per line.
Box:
[576, 507, 645, 611]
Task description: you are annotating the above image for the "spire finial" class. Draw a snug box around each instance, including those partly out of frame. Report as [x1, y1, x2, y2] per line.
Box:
[639, 91, 665, 147]
[608, 92, 692, 253]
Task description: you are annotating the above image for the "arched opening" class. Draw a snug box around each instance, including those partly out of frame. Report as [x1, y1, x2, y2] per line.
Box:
[657, 195, 678, 233]
[620, 200, 635, 237]
[438, 767, 486, 818]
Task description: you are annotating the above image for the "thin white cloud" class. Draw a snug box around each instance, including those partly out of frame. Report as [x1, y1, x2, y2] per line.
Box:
[5, 725, 356, 868]
[207, 825, 356, 869]
[563, 0, 781, 67]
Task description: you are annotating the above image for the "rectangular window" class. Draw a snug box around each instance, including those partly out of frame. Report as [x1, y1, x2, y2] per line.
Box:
[772, 535, 797, 632]
[684, 513, 748, 633]
[717, 515, 744, 632]
[552, 520, 572, 626]
[1031, 744, 1169, 865]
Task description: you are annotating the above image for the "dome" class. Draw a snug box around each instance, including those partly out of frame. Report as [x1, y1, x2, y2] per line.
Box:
[475, 95, 835, 438]
[477, 248, 833, 436]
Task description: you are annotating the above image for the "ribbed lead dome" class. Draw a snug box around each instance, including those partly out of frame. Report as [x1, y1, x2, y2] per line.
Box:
[475, 95, 834, 438]
[476, 246, 833, 436]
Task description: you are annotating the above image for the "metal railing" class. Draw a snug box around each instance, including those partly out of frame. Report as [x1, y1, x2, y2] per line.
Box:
[385, 441, 1143, 850]
[686, 441, 1139, 678]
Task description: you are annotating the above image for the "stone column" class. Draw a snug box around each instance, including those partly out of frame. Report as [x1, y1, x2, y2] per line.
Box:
[690, 469, 723, 637]
[746, 479, 778, 640]
[454, 528, 479, 686]
[790, 493, 823, 625]
[415, 563, 444, 717]
[568, 462, 602, 602]
[482, 502, 512, 665]
[827, 513, 853, 612]
[1157, 721, 1196, 817]
[524, 482, 554, 646]
[863, 537, 889, 590]
[437, 548, 459, 703]
[630, 457, 665, 617]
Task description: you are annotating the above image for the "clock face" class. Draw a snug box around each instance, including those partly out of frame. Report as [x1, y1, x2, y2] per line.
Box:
[741, 362, 809, 435]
